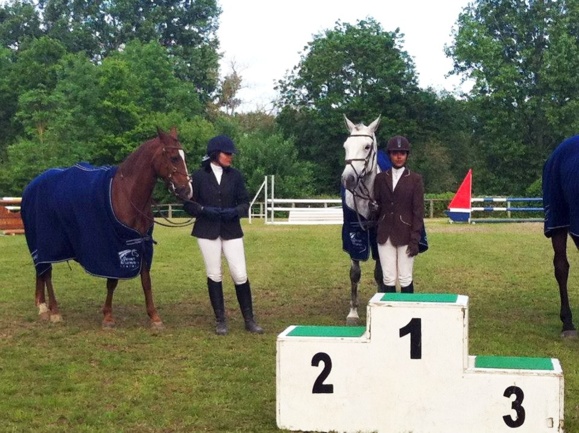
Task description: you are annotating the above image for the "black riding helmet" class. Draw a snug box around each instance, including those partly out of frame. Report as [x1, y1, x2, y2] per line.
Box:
[207, 135, 237, 155]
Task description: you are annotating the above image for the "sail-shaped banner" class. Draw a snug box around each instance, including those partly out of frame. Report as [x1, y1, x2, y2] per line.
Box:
[446, 169, 472, 222]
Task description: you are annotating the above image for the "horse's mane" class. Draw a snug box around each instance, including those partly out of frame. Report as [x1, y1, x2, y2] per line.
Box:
[118, 137, 160, 177]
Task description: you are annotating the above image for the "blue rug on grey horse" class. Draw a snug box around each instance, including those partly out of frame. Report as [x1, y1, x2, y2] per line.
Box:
[341, 150, 428, 261]
[21, 162, 153, 278]
[543, 134, 579, 246]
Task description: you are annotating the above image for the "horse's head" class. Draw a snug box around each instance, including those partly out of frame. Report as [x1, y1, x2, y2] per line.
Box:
[155, 127, 193, 200]
[341, 115, 380, 193]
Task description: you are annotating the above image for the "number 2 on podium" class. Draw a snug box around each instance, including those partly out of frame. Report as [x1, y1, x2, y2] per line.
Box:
[311, 318, 422, 394]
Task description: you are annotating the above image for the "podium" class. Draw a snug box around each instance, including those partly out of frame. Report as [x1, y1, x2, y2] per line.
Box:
[276, 293, 564, 433]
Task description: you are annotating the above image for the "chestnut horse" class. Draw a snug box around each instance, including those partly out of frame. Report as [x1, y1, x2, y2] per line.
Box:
[543, 135, 579, 338]
[21, 127, 192, 329]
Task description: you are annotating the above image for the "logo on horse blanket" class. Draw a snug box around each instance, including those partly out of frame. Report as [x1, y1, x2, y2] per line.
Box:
[21, 163, 153, 279]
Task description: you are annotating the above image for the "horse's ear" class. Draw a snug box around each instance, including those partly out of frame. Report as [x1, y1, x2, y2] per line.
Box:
[156, 126, 164, 138]
[368, 116, 381, 133]
[169, 126, 178, 138]
[344, 114, 356, 132]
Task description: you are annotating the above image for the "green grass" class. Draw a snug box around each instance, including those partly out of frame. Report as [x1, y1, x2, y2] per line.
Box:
[1, 219, 578, 432]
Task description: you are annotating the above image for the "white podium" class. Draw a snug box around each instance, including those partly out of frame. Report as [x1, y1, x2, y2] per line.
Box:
[276, 293, 564, 433]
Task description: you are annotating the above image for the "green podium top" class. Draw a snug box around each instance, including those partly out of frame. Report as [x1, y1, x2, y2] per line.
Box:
[381, 293, 459, 303]
[286, 326, 366, 338]
[475, 355, 555, 371]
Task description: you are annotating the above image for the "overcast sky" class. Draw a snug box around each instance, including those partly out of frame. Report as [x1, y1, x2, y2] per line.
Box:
[218, 0, 472, 112]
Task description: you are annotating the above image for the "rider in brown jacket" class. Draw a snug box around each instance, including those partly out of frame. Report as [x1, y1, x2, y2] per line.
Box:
[373, 135, 424, 293]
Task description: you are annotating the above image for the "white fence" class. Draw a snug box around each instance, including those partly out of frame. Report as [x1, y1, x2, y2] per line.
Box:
[249, 176, 342, 225]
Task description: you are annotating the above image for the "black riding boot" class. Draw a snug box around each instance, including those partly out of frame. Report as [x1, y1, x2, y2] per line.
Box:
[235, 281, 264, 334]
[401, 282, 414, 293]
[378, 285, 396, 293]
[207, 278, 227, 335]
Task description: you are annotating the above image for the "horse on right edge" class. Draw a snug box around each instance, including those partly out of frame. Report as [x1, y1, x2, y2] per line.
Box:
[543, 135, 579, 338]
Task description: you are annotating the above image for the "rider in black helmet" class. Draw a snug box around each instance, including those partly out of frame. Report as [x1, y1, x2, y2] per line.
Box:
[183, 135, 263, 335]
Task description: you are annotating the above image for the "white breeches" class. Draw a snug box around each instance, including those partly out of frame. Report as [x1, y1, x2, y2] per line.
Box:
[197, 237, 248, 285]
[377, 238, 415, 287]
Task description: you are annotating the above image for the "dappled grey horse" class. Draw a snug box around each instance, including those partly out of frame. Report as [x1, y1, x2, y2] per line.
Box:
[341, 115, 384, 325]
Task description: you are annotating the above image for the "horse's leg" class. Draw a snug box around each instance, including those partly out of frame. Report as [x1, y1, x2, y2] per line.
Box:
[552, 229, 577, 338]
[44, 268, 62, 323]
[102, 278, 118, 328]
[35, 268, 62, 322]
[141, 269, 164, 330]
[347, 259, 361, 325]
[35, 269, 50, 321]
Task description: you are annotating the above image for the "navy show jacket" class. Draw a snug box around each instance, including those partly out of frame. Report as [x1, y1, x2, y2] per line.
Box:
[187, 164, 250, 240]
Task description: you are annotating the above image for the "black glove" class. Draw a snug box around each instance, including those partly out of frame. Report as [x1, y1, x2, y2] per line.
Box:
[406, 243, 419, 257]
[182, 201, 203, 216]
[368, 200, 379, 220]
[201, 206, 221, 220]
[220, 207, 239, 222]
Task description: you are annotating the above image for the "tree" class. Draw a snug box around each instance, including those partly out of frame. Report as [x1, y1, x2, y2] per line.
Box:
[234, 131, 316, 198]
[0, 1, 42, 51]
[215, 61, 243, 116]
[275, 18, 437, 194]
[0, 47, 19, 157]
[446, 0, 579, 194]
[276, 18, 417, 114]
[0, 0, 221, 101]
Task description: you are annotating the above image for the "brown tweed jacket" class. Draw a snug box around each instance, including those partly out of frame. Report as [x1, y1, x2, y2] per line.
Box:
[374, 168, 424, 247]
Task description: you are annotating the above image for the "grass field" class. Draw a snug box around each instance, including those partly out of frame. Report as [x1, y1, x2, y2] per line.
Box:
[1, 219, 578, 432]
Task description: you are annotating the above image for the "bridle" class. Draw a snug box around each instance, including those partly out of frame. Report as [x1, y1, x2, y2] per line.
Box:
[152, 145, 196, 227]
[344, 133, 377, 200]
[344, 133, 378, 230]
[120, 144, 195, 228]
[160, 146, 192, 197]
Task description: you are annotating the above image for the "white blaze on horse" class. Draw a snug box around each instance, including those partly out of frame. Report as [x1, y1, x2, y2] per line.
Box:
[21, 127, 192, 329]
[341, 115, 385, 325]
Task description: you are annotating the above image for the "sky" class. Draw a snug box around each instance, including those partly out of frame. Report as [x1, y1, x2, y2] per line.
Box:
[218, 0, 472, 112]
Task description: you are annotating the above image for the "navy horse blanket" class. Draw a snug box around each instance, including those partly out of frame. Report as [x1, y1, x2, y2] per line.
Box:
[543, 135, 579, 247]
[21, 163, 153, 278]
[342, 150, 429, 260]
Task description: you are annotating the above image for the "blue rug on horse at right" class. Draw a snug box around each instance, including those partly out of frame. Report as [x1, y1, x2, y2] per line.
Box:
[543, 134, 579, 246]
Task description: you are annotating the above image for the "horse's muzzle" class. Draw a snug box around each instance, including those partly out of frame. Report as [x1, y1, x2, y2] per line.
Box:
[173, 183, 193, 200]
[342, 173, 357, 191]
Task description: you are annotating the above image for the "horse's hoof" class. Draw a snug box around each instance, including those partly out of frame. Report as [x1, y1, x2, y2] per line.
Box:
[38, 303, 50, 320]
[346, 317, 359, 326]
[50, 314, 63, 323]
[151, 321, 164, 331]
[102, 320, 115, 330]
[561, 330, 578, 339]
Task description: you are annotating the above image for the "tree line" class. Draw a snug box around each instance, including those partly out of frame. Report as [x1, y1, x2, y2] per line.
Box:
[1, 0, 578, 202]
